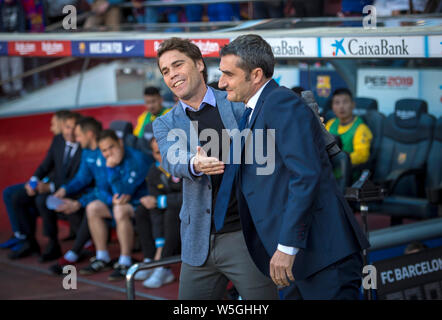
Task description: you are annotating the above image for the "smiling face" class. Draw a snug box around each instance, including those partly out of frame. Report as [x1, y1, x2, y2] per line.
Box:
[62, 118, 76, 143]
[75, 125, 95, 149]
[218, 54, 257, 104]
[158, 49, 206, 105]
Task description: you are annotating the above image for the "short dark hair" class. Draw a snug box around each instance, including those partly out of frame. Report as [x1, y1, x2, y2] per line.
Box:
[144, 86, 161, 96]
[291, 86, 304, 97]
[98, 129, 119, 144]
[62, 111, 82, 124]
[76, 116, 102, 138]
[54, 110, 71, 120]
[220, 34, 275, 79]
[332, 88, 353, 100]
[157, 37, 208, 83]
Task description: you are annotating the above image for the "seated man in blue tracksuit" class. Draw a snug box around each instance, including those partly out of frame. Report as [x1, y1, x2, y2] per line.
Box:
[76, 129, 150, 281]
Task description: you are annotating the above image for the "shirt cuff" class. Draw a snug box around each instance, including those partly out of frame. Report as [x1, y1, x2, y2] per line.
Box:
[190, 156, 203, 177]
[277, 244, 299, 256]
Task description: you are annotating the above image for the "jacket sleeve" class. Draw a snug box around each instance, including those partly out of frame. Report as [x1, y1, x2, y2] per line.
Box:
[33, 136, 58, 180]
[152, 117, 197, 181]
[263, 89, 323, 249]
[147, 166, 160, 197]
[107, 150, 150, 197]
[64, 152, 94, 195]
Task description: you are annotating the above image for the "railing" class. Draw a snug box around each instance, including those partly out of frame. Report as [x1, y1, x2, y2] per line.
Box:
[126, 255, 182, 300]
[119, 0, 267, 7]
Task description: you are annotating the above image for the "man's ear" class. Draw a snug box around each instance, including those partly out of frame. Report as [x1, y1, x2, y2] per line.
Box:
[196, 59, 205, 73]
[252, 68, 265, 84]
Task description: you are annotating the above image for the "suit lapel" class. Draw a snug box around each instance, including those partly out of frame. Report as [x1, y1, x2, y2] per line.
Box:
[248, 79, 279, 129]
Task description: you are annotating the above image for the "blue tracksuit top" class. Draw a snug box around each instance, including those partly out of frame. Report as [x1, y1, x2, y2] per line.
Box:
[63, 146, 149, 207]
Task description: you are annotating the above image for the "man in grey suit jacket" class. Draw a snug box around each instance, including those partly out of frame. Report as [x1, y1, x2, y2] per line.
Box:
[153, 37, 278, 299]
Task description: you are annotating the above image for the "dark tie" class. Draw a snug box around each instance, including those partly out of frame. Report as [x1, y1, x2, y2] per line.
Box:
[213, 107, 252, 232]
[63, 144, 73, 168]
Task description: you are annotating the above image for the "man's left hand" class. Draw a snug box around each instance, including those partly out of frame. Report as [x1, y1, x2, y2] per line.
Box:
[36, 182, 51, 194]
[270, 249, 296, 287]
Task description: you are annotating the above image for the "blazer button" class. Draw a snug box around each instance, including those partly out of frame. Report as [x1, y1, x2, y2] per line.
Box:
[206, 209, 211, 214]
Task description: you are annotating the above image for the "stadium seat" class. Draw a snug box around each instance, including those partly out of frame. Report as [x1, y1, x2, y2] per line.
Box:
[426, 117, 442, 194]
[316, 96, 334, 121]
[134, 123, 154, 158]
[353, 98, 385, 174]
[353, 97, 378, 116]
[368, 99, 436, 222]
[109, 120, 138, 149]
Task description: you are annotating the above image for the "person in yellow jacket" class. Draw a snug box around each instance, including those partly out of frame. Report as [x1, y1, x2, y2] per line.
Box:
[134, 87, 171, 138]
[326, 88, 373, 180]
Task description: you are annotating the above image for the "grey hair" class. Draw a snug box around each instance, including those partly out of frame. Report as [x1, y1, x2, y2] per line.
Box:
[220, 34, 274, 79]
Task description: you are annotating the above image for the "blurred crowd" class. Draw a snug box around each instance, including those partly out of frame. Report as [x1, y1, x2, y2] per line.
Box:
[0, 0, 440, 100]
[1, 0, 440, 33]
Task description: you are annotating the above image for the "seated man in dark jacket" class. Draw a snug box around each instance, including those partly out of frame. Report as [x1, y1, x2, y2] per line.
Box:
[9, 111, 83, 261]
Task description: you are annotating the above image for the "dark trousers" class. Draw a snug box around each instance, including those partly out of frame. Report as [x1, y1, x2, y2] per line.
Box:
[134, 205, 181, 260]
[38, 197, 84, 243]
[71, 214, 91, 254]
[283, 252, 363, 300]
[11, 187, 39, 240]
[12, 187, 84, 246]
[3, 183, 25, 234]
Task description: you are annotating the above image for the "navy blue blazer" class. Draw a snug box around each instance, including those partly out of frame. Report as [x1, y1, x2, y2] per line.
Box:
[237, 80, 370, 284]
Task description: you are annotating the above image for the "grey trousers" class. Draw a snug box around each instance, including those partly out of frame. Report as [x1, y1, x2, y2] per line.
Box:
[178, 230, 279, 300]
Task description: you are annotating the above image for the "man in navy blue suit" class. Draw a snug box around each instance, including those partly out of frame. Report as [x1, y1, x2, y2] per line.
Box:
[215, 34, 370, 299]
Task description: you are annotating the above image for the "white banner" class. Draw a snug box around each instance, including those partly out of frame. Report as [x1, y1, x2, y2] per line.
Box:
[265, 38, 318, 58]
[207, 65, 300, 90]
[420, 70, 442, 117]
[428, 35, 442, 58]
[321, 36, 425, 58]
[357, 68, 419, 115]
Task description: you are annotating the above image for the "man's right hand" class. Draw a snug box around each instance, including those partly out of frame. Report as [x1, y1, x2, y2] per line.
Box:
[55, 199, 81, 215]
[193, 146, 225, 175]
[54, 187, 66, 199]
[24, 183, 36, 196]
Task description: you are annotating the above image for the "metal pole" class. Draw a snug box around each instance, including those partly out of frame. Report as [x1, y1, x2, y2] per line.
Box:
[360, 203, 372, 300]
[75, 57, 90, 108]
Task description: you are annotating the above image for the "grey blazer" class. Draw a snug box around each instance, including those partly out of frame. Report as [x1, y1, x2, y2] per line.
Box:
[153, 89, 244, 266]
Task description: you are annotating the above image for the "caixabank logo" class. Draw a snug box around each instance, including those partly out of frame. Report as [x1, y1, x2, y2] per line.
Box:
[323, 36, 425, 58]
